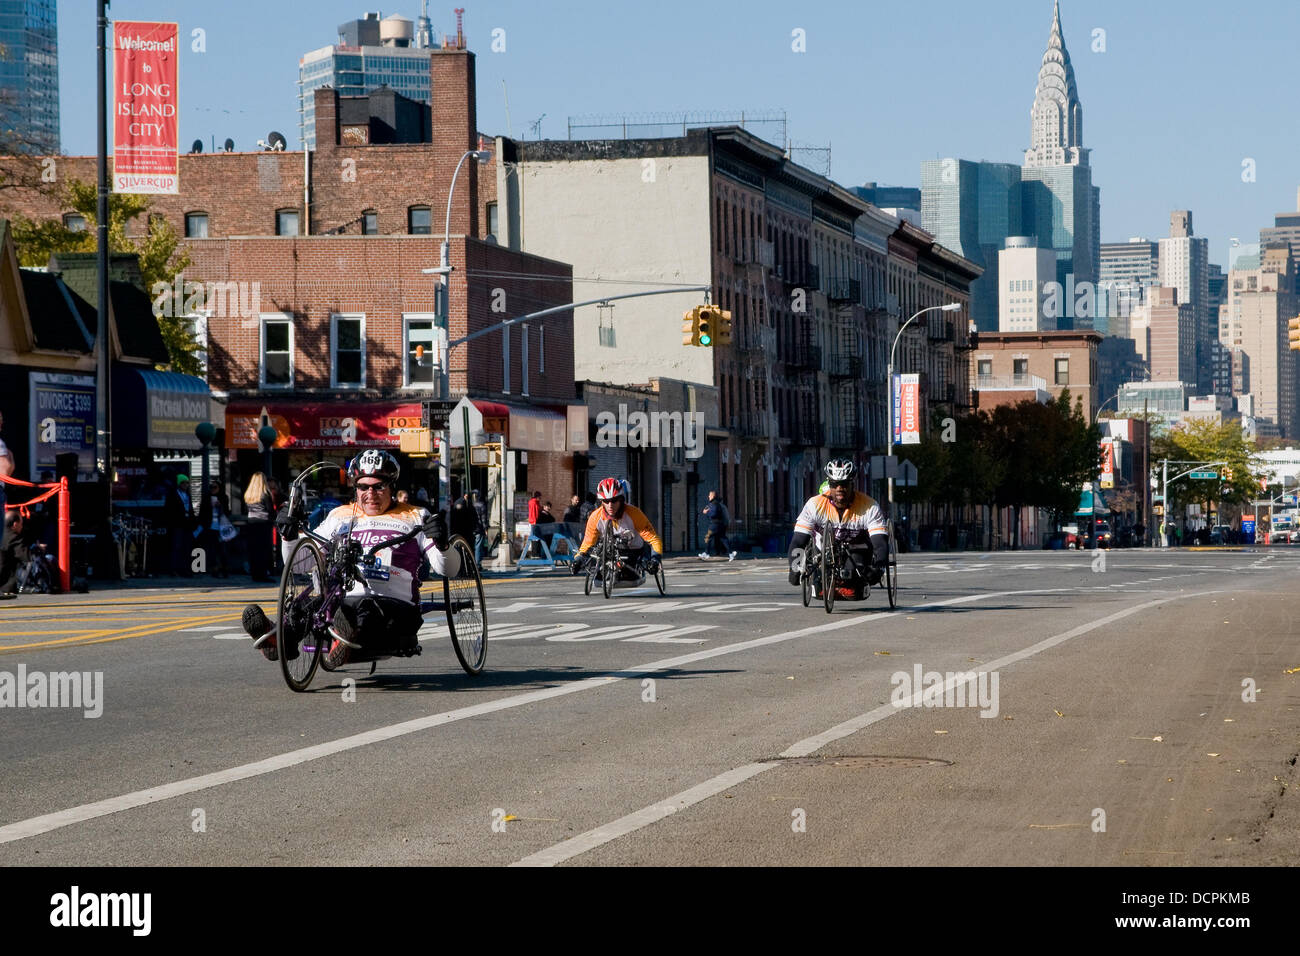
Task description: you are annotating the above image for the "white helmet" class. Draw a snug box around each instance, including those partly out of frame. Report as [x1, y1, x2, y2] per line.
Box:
[824, 458, 855, 482]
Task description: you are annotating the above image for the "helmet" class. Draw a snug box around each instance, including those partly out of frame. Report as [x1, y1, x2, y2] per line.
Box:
[596, 477, 625, 502]
[824, 458, 855, 482]
[347, 448, 400, 486]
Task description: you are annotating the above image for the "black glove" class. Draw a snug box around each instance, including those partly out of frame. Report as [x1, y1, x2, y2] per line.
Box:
[788, 547, 805, 586]
[646, 554, 661, 574]
[423, 510, 449, 550]
[571, 552, 588, 575]
[274, 503, 300, 541]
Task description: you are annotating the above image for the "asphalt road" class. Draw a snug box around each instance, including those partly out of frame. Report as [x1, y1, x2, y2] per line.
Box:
[0, 548, 1296, 867]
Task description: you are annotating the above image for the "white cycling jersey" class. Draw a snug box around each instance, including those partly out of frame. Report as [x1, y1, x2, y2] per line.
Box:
[793, 491, 888, 547]
[288, 502, 459, 603]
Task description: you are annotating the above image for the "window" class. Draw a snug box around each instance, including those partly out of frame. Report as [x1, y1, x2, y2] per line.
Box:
[486, 201, 498, 237]
[403, 314, 437, 386]
[362, 210, 378, 235]
[408, 206, 431, 235]
[330, 314, 365, 388]
[1055, 357, 1069, 385]
[185, 212, 209, 238]
[260, 314, 293, 388]
[63, 213, 87, 232]
[1012, 358, 1028, 384]
[276, 209, 300, 236]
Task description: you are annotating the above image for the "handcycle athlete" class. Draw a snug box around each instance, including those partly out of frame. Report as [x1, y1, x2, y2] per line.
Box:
[570, 477, 663, 585]
[241, 448, 460, 668]
[788, 459, 890, 601]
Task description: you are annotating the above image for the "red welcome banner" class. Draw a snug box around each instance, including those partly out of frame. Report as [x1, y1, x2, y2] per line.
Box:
[225, 403, 426, 450]
[113, 21, 179, 194]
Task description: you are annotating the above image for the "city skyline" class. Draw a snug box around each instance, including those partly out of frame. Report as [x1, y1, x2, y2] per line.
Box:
[49, 0, 1300, 268]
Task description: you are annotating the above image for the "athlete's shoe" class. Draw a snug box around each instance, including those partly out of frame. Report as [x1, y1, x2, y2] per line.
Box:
[242, 604, 278, 661]
[866, 566, 884, 586]
[697, 552, 708, 560]
[728, 551, 737, 562]
[328, 606, 362, 649]
[325, 637, 350, 668]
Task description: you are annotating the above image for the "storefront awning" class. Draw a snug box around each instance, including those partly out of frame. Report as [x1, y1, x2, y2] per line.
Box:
[1075, 486, 1108, 516]
[224, 400, 424, 450]
[112, 367, 211, 451]
[467, 400, 579, 452]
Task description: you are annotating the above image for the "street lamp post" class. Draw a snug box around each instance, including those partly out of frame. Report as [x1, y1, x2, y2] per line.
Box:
[195, 421, 216, 535]
[886, 304, 961, 512]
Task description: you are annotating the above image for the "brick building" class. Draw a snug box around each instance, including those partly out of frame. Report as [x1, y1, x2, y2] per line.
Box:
[970, 330, 1101, 418]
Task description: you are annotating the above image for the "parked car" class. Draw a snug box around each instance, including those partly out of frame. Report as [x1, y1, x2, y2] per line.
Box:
[1208, 524, 1234, 545]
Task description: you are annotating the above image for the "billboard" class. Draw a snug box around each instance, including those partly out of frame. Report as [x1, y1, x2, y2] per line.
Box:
[1100, 440, 1115, 489]
[29, 372, 96, 480]
[113, 21, 179, 194]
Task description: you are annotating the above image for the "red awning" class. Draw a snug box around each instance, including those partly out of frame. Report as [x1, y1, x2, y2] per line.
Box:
[225, 401, 424, 449]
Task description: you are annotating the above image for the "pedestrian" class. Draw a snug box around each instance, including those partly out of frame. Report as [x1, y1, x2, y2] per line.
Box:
[699, 489, 736, 561]
[0, 509, 28, 598]
[449, 492, 478, 545]
[167, 473, 196, 577]
[0, 410, 13, 520]
[242, 471, 274, 582]
[579, 492, 597, 524]
[199, 490, 232, 578]
[526, 490, 542, 555]
[538, 501, 556, 525]
[396, 489, 410, 504]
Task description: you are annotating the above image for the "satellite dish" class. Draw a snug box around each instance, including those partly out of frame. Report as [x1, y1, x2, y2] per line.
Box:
[267, 131, 287, 151]
[223, 138, 234, 152]
[190, 139, 203, 154]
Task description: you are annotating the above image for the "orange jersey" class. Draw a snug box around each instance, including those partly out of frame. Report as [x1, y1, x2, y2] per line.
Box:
[794, 491, 888, 540]
[580, 503, 663, 555]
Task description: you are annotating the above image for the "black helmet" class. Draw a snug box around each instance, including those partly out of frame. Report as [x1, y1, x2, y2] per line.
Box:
[347, 448, 400, 486]
[824, 458, 855, 482]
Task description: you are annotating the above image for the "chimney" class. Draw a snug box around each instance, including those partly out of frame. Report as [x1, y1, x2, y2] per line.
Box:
[314, 87, 340, 150]
[431, 48, 479, 239]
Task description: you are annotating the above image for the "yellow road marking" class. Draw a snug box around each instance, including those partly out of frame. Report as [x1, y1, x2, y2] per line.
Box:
[0, 612, 238, 652]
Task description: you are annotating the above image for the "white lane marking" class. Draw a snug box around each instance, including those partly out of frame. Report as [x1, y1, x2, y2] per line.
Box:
[180, 626, 230, 633]
[0, 575, 1214, 847]
[512, 590, 1215, 867]
[511, 763, 775, 868]
[210, 632, 251, 640]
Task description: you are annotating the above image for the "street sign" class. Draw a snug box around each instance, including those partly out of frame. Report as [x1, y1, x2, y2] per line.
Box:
[897, 459, 918, 487]
[1188, 471, 1218, 480]
[421, 399, 458, 430]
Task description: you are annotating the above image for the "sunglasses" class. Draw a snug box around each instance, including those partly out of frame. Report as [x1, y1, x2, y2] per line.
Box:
[355, 482, 389, 493]
[827, 481, 852, 490]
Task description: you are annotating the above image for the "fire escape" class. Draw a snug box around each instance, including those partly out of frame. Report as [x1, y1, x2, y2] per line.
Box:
[825, 277, 865, 451]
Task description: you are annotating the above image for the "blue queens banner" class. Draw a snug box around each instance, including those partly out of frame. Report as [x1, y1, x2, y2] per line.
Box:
[29, 372, 96, 479]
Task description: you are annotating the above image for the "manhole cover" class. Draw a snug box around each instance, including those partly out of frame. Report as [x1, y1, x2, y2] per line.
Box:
[777, 755, 952, 769]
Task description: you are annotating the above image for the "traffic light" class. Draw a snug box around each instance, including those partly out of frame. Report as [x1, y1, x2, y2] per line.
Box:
[1224, 466, 1234, 482]
[715, 308, 733, 346]
[697, 306, 715, 347]
[682, 307, 699, 347]
[1289, 315, 1300, 351]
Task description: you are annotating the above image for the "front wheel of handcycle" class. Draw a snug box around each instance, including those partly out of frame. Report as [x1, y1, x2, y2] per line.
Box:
[885, 532, 899, 610]
[801, 568, 812, 608]
[654, 562, 666, 595]
[583, 569, 594, 595]
[602, 562, 614, 599]
[444, 536, 488, 675]
[278, 537, 326, 692]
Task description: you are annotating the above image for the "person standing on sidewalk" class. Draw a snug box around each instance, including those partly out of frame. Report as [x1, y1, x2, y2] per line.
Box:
[242, 472, 274, 582]
[699, 490, 736, 561]
[0, 411, 13, 520]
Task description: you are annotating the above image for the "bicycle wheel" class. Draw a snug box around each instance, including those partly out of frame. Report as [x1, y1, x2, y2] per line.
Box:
[886, 524, 899, 610]
[822, 540, 836, 614]
[584, 568, 593, 595]
[444, 536, 488, 675]
[278, 537, 325, 692]
[800, 565, 812, 607]
[602, 560, 614, 599]
[654, 562, 666, 595]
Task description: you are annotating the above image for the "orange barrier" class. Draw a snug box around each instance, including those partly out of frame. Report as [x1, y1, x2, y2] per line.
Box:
[2, 474, 71, 593]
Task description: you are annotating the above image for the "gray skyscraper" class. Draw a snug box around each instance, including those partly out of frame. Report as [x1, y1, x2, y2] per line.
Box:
[1020, 2, 1100, 327]
[1158, 211, 1210, 394]
[0, 0, 59, 154]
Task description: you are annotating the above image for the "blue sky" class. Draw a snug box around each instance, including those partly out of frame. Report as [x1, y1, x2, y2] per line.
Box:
[57, 0, 1300, 265]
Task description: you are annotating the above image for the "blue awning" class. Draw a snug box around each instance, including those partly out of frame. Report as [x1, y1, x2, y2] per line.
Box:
[112, 366, 211, 450]
[1074, 487, 1108, 516]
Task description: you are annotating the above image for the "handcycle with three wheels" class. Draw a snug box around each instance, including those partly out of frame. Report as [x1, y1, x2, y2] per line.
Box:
[273, 462, 489, 692]
[581, 522, 666, 599]
[797, 518, 898, 613]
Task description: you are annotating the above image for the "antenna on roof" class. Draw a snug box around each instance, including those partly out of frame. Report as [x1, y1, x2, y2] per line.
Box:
[455, 7, 465, 48]
[266, 131, 287, 151]
[528, 113, 546, 140]
[190, 139, 203, 154]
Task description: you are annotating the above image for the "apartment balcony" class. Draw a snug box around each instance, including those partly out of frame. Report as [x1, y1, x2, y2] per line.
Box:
[826, 354, 864, 378]
[975, 373, 1047, 390]
[792, 421, 824, 447]
[928, 322, 955, 343]
[783, 340, 821, 370]
[779, 263, 819, 290]
[733, 237, 775, 269]
[826, 277, 861, 304]
[825, 424, 864, 449]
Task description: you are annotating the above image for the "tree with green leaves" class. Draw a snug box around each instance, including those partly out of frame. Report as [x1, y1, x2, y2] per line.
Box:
[10, 178, 200, 375]
[1153, 419, 1258, 527]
